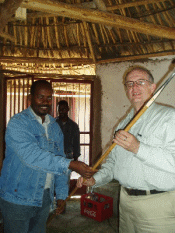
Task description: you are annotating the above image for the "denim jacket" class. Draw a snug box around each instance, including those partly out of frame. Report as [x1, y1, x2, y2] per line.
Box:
[0, 107, 71, 207]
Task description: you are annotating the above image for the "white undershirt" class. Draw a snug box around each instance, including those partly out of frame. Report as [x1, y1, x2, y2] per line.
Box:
[30, 107, 53, 189]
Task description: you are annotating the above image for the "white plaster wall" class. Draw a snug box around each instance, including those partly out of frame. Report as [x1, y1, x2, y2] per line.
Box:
[96, 55, 175, 155]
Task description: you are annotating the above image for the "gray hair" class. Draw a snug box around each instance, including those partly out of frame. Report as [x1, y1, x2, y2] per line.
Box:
[124, 66, 154, 84]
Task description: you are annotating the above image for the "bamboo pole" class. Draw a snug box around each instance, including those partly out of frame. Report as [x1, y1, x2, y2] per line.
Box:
[80, 23, 88, 58]
[46, 17, 53, 49]
[83, 22, 96, 63]
[24, 20, 28, 47]
[134, 3, 154, 54]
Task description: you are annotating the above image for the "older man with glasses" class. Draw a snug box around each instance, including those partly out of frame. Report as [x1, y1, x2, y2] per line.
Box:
[77, 66, 175, 233]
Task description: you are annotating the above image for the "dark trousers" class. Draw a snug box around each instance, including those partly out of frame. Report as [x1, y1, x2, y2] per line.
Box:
[0, 189, 51, 233]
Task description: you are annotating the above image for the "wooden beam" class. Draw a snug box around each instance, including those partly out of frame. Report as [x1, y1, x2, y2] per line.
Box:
[96, 50, 175, 64]
[0, 0, 23, 33]
[0, 32, 15, 42]
[106, 0, 172, 11]
[22, 0, 173, 13]
[83, 22, 96, 63]
[0, 50, 174, 66]
[21, 0, 175, 40]
[0, 56, 94, 64]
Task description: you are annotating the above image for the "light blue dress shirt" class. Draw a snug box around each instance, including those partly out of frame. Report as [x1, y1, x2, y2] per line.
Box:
[94, 103, 175, 191]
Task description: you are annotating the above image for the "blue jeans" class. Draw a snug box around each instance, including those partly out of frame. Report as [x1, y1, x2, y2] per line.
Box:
[0, 189, 51, 233]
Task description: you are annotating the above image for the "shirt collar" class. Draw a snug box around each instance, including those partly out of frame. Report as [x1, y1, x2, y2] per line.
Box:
[29, 106, 50, 125]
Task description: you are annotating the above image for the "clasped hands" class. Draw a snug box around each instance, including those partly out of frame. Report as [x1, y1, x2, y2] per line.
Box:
[56, 161, 97, 215]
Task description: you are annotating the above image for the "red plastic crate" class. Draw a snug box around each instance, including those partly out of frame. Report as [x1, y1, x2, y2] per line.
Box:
[81, 192, 113, 222]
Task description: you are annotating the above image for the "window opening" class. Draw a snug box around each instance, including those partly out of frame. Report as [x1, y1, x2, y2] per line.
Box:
[51, 79, 93, 180]
[6, 76, 33, 125]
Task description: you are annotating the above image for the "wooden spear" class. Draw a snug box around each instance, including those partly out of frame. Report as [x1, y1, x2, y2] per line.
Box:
[47, 68, 175, 225]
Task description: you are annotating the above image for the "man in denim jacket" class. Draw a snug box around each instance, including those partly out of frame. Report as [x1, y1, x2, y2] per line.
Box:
[0, 80, 94, 233]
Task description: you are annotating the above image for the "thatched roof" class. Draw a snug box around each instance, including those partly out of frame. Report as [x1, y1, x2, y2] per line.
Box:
[0, 0, 174, 74]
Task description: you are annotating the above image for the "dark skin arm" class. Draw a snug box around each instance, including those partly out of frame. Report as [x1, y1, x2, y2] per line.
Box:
[68, 161, 95, 179]
[56, 200, 66, 215]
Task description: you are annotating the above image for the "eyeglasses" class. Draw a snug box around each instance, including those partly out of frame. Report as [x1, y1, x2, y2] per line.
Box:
[124, 79, 152, 89]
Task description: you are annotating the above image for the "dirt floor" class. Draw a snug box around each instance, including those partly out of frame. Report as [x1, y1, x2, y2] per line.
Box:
[46, 198, 119, 233]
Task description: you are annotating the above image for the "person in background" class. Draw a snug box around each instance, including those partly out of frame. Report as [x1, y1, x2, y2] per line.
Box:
[77, 66, 175, 233]
[0, 80, 94, 233]
[56, 100, 80, 161]
[56, 100, 81, 213]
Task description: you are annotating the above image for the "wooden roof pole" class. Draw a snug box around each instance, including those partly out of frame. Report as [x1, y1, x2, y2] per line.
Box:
[83, 22, 96, 63]
[0, 50, 174, 66]
[0, 0, 23, 33]
[133, 4, 154, 54]
[0, 32, 15, 42]
[96, 50, 175, 64]
[76, 0, 96, 63]
[107, 0, 172, 11]
[80, 23, 89, 58]
[0, 56, 94, 64]
[159, 1, 175, 27]
[116, 0, 133, 55]
[53, 17, 63, 59]
[21, 0, 175, 40]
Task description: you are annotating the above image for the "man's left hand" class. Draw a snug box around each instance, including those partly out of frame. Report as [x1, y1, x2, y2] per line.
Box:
[113, 130, 140, 154]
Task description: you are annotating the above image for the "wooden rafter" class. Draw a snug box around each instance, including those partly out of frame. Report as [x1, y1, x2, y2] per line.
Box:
[106, 0, 174, 11]
[83, 22, 96, 63]
[97, 50, 175, 64]
[0, 32, 15, 42]
[19, 0, 175, 40]
[0, 56, 94, 64]
[0, 0, 174, 66]
[0, 49, 174, 66]
[0, 0, 23, 33]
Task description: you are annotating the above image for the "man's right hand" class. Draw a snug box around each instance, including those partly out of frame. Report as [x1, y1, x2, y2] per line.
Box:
[76, 176, 96, 188]
[69, 161, 95, 179]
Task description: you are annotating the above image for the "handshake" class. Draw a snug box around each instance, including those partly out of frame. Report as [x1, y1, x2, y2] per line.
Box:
[69, 160, 96, 179]
[56, 161, 96, 216]
[69, 160, 96, 188]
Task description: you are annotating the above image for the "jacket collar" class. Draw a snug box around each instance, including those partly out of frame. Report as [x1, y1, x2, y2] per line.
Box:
[24, 106, 56, 125]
